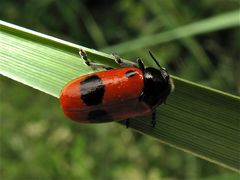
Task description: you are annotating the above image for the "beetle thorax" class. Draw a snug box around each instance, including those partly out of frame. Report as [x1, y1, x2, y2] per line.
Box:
[140, 67, 172, 108]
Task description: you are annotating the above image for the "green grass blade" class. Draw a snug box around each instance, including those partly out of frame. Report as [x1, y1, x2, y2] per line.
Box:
[1, 20, 240, 172]
[101, 10, 240, 54]
[0, 21, 116, 97]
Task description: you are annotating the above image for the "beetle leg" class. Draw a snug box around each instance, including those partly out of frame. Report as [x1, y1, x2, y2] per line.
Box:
[112, 53, 138, 68]
[151, 111, 156, 128]
[112, 53, 145, 70]
[137, 58, 145, 71]
[79, 49, 113, 70]
[125, 119, 130, 128]
[79, 49, 89, 64]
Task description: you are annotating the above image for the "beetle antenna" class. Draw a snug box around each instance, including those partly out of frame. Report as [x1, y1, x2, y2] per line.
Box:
[149, 51, 162, 69]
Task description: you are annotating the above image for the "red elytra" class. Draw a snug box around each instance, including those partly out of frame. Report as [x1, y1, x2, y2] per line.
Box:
[60, 67, 151, 123]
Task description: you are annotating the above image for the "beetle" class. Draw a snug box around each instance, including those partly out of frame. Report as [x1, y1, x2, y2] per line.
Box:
[60, 50, 174, 127]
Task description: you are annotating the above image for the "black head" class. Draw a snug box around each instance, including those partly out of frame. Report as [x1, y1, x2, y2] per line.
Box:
[140, 51, 174, 108]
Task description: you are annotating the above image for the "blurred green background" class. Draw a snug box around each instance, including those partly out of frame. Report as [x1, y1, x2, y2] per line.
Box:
[0, 0, 239, 179]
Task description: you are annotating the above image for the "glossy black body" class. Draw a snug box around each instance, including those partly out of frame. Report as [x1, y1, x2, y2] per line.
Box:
[140, 67, 172, 108]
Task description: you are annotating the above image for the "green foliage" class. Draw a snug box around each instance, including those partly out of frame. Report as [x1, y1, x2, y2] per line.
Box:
[0, 0, 239, 179]
[102, 10, 240, 54]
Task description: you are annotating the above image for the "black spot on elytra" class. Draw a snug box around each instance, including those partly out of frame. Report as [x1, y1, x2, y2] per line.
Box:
[80, 75, 105, 106]
[125, 70, 137, 78]
[88, 109, 112, 122]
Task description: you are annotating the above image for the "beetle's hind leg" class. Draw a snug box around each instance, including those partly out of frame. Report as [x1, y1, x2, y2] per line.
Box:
[112, 53, 144, 70]
[112, 53, 137, 68]
[151, 111, 156, 128]
[125, 119, 130, 128]
[79, 49, 113, 70]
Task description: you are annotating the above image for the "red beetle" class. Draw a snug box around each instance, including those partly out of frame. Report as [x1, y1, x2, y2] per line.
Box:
[60, 50, 174, 127]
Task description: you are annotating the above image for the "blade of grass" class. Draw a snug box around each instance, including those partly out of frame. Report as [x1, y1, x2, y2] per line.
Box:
[0, 20, 239, 172]
[142, 0, 214, 74]
[77, 2, 107, 47]
[56, 1, 107, 48]
[101, 10, 240, 54]
[0, 21, 116, 97]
